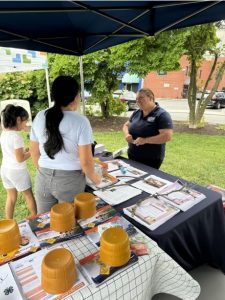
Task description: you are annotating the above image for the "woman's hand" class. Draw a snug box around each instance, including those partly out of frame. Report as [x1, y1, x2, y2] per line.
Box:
[92, 173, 102, 186]
[125, 134, 134, 143]
[133, 137, 146, 146]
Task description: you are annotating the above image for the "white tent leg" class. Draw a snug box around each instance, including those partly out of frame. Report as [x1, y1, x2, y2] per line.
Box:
[45, 68, 51, 107]
[79, 56, 85, 115]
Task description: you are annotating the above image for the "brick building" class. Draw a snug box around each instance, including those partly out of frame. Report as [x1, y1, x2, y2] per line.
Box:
[143, 53, 225, 99]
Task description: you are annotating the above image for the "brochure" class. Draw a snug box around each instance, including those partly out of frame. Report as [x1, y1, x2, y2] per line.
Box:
[104, 159, 130, 172]
[130, 233, 150, 256]
[78, 204, 119, 231]
[85, 214, 137, 247]
[158, 180, 206, 211]
[94, 184, 142, 205]
[10, 248, 88, 300]
[79, 250, 138, 286]
[132, 175, 173, 195]
[0, 220, 40, 266]
[0, 264, 23, 300]
[124, 196, 180, 230]
[28, 212, 84, 247]
[86, 173, 118, 190]
[110, 165, 147, 181]
[112, 146, 128, 159]
[207, 184, 225, 201]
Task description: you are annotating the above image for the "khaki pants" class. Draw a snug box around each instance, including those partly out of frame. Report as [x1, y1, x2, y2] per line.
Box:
[35, 167, 86, 213]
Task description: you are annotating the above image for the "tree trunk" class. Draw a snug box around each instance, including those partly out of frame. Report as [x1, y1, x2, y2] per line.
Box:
[188, 60, 198, 128]
[188, 54, 225, 128]
[100, 98, 110, 118]
[195, 61, 225, 125]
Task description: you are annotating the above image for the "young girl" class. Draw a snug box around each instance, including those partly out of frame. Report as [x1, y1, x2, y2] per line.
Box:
[0, 104, 37, 219]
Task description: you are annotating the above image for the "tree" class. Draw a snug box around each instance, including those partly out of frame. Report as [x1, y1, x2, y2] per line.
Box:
[49, 50, 126, 118]
[183, 24, 221, 128]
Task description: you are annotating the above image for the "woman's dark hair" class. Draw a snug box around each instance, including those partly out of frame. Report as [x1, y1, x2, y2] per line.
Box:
[44, 76, 79, 159]
[1, 104, 29, 128]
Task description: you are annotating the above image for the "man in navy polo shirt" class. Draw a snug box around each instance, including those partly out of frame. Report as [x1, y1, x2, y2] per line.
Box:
[123, 88, 173, 169]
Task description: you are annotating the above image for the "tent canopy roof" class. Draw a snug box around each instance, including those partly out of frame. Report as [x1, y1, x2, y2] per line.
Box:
[0, 1, 225, 56]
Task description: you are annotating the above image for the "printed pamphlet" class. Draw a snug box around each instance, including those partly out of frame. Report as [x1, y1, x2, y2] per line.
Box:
[28, 212, 84, 247]
[0, 220, 40, 266]
[79, 250, 138, 286]
[158, 180, 206, 211]
[124, 196, 180, 230]
[132, 175, 172, 195]
[85, 214, 137, 247]
[94, 184, 142, 205]
[78, 204, 119, 231]
[0, 263, 23, 300]
[10, 248, 88, 300]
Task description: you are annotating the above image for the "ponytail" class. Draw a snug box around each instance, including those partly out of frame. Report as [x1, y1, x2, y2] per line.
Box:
[43, 75, 79, 159]
[44, 106, 64, 159]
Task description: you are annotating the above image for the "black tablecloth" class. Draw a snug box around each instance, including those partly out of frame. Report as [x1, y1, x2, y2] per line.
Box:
[92, 156, 225, 273]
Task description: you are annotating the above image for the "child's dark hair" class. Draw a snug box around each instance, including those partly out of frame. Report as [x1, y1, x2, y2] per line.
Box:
[1, 104, 29, 128]
[44, 76, 79, 159]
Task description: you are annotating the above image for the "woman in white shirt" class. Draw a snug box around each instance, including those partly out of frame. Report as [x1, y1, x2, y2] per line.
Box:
[29, 76, 101, 213]
[0, 105, 37, 218]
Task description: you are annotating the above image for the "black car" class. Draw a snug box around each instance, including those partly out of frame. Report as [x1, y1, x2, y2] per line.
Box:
[207, 91, 225, 109]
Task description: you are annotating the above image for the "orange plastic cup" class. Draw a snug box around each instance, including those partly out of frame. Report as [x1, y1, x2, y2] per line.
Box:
[0, 219, 21, 255]
[50, 202, 75, 232]
[41, 248, 76, 294]
[74, 192, 96, 219]
[100, 227, 130, 267]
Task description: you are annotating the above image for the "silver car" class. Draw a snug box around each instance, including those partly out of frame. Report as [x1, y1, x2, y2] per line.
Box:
[113, 90, 138, 111]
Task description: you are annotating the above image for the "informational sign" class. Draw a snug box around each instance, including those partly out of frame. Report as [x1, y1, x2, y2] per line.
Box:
[0, 47, 48, 73]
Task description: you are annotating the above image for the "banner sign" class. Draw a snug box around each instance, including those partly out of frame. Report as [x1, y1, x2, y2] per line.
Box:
[0, 47, 48, 73]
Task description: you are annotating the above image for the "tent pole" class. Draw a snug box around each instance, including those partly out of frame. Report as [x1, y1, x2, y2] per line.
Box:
[45, 68, 51, 107]
[79, 56, 85, 115]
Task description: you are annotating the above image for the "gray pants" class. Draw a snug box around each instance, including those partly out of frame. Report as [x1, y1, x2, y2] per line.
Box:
[35, 167, 86, 214]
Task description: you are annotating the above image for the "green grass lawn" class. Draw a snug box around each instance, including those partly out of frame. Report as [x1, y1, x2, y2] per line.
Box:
[0, 132, 224, 221]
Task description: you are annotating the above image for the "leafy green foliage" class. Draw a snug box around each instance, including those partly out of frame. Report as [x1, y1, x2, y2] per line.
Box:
[111, 30, 187, 77]
[0, 72, 33, 99]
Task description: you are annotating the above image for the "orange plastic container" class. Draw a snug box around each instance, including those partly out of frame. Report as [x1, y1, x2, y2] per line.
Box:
[100, 227, 130, 267]
[0, 219, 21, 255]
[41, 248, 76, 294]
[74, 192, 96, 219]
[50, 202, 75, 232]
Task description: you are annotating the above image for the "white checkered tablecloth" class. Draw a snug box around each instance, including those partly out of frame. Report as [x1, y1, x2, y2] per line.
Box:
[62, 232, 200, 300]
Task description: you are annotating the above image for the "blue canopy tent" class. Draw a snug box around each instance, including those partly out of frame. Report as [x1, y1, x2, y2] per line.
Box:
[0, 1, 225, 55]
[0, 1, 225, 113]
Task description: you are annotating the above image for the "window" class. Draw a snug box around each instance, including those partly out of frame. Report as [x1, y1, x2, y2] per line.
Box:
[157, 70, 167, 76]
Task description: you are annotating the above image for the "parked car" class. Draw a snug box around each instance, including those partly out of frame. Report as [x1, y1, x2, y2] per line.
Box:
[112, 90, 138, 110]
[196, 91, 210, 100]
[207, 91, 225, 109]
